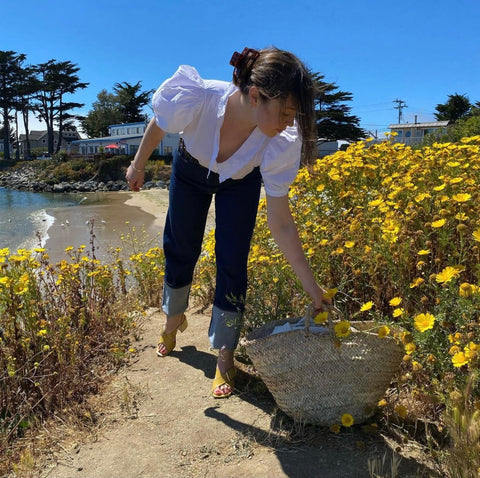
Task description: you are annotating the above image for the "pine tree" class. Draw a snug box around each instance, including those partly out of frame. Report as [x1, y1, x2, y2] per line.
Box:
[0, 51, 26, 160]
[312, 72, 365, 143]
[33, 60, 88, 154]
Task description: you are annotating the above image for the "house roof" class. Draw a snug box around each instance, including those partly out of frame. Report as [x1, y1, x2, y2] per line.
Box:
[19, 130, 47, 141]
[19, 129, 81, 142]
[389, 121, 449, 129]
[71, 134, 143, 144]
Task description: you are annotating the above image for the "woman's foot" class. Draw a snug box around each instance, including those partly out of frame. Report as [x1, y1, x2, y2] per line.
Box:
[212, 347, 236, 398]
[156, 314, 188, 357]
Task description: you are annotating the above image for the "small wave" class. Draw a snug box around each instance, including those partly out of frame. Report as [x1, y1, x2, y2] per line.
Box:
[19, 209, 55, 250]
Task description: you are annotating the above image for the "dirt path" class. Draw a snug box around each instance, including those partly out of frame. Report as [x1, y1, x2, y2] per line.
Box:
[40, 306, 427, 478]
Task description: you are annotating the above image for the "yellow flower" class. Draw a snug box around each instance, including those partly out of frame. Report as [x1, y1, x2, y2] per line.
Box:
[410, 277, 424, 288]
[314, 311, 329, 324]
[344, 241, 355, 248]
[389, 297, 402, 306]
[414, 313, 435, 333]
[378, 399, 387, 407]
[448, 332, 462, 344]
[452, 193, 472, 203]
[459, 283, 475, 297]
[393, 308, 404, 318]
[436, 266, 461, 284]
[330, 423, 341, 434]
[395, 405, 408, 419]
[37, 329, 47, 337]
[324, 288, 338, 299]
[412, 361, 422, 371]
[432, 219, 446, 228]
[464, 346, 477, 362]
[449, 345, 461, 355]
[473, 228, 480, 242]
[455, 212, 468, 221]
[378, 325, 390, 338]
[0, 276, 10, 286]
[405, 343, 416, 355]
[360, 301, 373, 312]
[341, 413, 354, 427]
[452, 351, 468, 368]
[334, 320, 351, 338]
[417, 249, 430, 255]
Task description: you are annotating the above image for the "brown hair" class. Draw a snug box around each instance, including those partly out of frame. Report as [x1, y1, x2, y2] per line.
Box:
[232, 47, 317, 163]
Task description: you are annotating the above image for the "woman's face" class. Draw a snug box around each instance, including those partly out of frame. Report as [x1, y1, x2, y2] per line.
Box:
[252, 90, 297, 137]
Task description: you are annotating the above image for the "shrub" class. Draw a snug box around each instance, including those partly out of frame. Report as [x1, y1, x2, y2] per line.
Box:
[194, 135, 480, 403]
[0, 226, 165, 471]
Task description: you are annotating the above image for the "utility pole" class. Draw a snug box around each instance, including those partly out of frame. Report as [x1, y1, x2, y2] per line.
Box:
[393, 99, 408, 123]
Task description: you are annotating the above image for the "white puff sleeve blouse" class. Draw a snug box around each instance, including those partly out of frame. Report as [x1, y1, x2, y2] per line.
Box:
[152, 65, 302, 197]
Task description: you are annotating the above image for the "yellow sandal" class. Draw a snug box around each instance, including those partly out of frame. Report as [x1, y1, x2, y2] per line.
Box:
[212, 366, 236, 398]
[156, 315, 188, 357]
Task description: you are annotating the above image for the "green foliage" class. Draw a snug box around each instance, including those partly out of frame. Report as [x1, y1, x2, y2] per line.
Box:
[434, 93, 473, 122]
[81, 82, 153, 138]
[33, 59, 88, 154]
[422, 116, 480, 146]
[0, 51, 27, 161]
[312, 71, 366, 142]
[80, 89, 123, 138]
[113, 81, 153, 124]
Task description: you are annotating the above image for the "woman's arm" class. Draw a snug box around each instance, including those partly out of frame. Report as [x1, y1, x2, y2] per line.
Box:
[126, 118, 166, 191]
[266, 194, 329, 311]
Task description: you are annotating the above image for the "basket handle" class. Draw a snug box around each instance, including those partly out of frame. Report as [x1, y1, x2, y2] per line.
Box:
[304, 302, 343, 335]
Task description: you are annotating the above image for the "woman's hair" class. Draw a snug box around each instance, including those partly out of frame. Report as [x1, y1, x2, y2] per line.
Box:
[232, 47, 317, 163]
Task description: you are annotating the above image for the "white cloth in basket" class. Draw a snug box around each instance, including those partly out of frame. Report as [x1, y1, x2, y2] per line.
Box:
[270, 318, 331, 336]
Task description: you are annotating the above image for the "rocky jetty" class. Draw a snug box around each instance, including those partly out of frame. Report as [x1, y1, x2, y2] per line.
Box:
[0, 166, 169, 193]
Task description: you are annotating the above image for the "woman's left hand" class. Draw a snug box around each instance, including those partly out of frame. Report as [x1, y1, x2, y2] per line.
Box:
[312, 284, 332, 316]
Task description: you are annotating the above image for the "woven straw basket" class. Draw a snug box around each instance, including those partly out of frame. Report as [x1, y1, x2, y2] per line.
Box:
[242, 307, 403, 426]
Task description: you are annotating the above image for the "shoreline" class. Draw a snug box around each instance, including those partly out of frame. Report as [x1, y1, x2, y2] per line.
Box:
[44, 190, 170, 263]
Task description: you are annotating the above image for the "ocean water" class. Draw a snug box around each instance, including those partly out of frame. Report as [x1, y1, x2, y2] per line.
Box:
[0, 187, 86, 252]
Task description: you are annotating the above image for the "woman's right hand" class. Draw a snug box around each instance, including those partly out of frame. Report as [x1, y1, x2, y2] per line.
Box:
[126, 163, 145, 192]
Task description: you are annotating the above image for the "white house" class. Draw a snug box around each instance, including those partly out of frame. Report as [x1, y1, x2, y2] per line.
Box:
[389, 120, 449, 145]
[71, 121, 180, 157]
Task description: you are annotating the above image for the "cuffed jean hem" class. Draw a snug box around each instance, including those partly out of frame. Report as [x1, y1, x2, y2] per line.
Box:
[208, 305, 243, 350]
[162, 282, 191, 318]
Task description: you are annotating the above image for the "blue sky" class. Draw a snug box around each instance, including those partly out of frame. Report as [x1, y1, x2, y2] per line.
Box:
[4, 0, 480, 137]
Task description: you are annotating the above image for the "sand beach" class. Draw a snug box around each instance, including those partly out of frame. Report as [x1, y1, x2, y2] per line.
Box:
[43, 189, 171, 263]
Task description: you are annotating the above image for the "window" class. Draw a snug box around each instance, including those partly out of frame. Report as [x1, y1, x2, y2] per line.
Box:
[164, 146, 173, 155]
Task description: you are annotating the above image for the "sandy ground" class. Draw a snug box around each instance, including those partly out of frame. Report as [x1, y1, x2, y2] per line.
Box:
[38, 188, 429, 478]
[42, 308, 426, 478]
[43, 190, 167, 264]
[43, 188, 216, 264]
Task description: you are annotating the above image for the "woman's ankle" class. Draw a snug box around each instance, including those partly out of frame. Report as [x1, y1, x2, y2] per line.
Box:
[217, 347, 234, 372]
[163, 313, 185, 333]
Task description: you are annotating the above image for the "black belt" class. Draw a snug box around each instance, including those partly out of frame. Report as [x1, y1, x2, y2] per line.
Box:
[178, 138, 200, 165]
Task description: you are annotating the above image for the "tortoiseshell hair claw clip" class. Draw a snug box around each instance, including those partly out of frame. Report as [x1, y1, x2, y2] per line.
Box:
[230, 47, 260, 68]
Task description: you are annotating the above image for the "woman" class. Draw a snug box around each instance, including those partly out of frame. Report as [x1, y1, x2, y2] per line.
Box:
[126, 47, 329, 398]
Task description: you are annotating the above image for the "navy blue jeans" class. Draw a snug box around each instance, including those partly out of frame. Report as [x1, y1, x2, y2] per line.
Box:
[162, 146, 262, 348]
